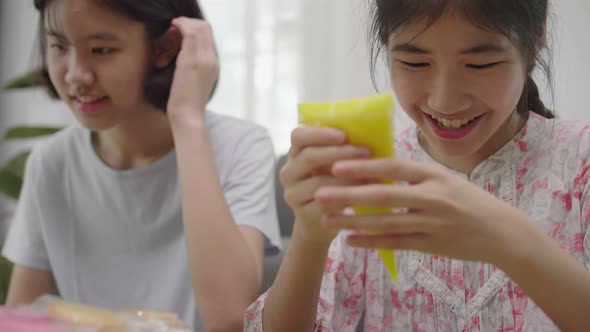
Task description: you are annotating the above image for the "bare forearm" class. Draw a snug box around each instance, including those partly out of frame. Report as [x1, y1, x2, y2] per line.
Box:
[499, 223, 590, 331]
[6, 266, 58, 307]
[264, 226, 330, 331]
[172, 119, 260, 327]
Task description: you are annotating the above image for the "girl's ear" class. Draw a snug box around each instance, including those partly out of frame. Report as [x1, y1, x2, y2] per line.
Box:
[153, 26, 182, 69]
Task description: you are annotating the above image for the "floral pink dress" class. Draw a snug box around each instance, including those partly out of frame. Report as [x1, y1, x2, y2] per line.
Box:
[246, 113, 590, 331]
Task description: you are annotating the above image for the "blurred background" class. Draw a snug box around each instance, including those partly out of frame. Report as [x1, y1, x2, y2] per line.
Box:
[1, 0, 589, 302]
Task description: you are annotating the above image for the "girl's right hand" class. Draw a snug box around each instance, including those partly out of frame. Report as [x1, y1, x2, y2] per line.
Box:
[280, 126, 372, 246]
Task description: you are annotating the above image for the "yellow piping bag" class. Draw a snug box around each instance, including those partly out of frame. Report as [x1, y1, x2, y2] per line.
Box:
[298, 93, 398, 282]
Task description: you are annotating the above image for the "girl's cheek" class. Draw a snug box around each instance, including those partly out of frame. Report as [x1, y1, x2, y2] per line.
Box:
[391, 72, 427, 108]
[478, 66, 526, 111]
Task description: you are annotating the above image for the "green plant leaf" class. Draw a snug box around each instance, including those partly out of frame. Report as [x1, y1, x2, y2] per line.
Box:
[3, 151, 30, 179]
[4, 126, 62, 140]
[0, 169, 22, 200]
[0, 255, 14, 304]
[0, 151, 29, 200]
[2, 70, 42, 90]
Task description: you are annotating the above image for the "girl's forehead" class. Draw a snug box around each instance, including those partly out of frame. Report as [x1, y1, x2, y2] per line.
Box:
[45, 0, 97, 18]
[45, 0, 131, 30]
[44, 0, 143, 39]
[388, 13, 513, 51]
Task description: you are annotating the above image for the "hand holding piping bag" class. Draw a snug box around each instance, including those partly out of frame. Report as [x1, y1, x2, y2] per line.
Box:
[298, 94, 398, 282]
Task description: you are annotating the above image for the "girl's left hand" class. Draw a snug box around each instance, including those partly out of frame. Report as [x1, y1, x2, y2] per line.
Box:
[316, 157, 537, 265]
[167, 17, 219, 122]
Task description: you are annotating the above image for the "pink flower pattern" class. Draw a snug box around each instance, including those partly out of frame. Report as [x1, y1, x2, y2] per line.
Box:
[245, 113, 590, 331]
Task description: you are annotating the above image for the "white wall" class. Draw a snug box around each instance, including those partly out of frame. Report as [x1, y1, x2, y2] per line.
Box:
[299, 0, 411, 129]
[550, 0, 590, 119]
[0, 1, 37, 86]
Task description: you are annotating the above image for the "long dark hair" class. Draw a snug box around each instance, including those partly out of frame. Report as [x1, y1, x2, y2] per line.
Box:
[369, 0, 554, 118]
[34, 0, 214, 111]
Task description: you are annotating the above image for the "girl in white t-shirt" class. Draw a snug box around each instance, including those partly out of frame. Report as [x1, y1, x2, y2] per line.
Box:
[3, 0, 281, 330]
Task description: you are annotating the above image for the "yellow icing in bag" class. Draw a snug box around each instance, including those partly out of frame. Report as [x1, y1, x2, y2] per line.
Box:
[298, 93, 398, 282]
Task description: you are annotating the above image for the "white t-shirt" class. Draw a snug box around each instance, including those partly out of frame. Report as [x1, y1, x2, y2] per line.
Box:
[3, 111, 282, 330]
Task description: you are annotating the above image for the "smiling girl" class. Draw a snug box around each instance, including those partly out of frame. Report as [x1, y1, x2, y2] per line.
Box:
[246, 1, 590, 331]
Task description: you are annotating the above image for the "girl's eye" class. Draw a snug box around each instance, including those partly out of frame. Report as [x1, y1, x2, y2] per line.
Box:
[467, 61, 503, 70]
[50, 44, 66, 52]
[398, 60, 429, 68]
[92, 47, 115, 55]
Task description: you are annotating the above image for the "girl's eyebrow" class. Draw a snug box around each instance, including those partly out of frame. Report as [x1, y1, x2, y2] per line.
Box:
[391, 43, 430, 54]
[83, 32, 120, 41]
[46, 30, 120, 41]
[391, 42, 509, 55]
[460, 43, 509, 55]
[47, 30, 67, 39]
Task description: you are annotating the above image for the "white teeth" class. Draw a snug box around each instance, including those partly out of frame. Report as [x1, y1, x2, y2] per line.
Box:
[77, 96, 105, 103]
[433, 116, 476, 129]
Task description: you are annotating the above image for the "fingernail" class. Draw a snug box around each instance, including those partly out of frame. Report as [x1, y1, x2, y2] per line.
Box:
[358, 148, 372, 157]
[315, 188, 331, 199]
[333, 161, 352, 171]
[315, 189, 327, 199]
[328, 129, 346, 142]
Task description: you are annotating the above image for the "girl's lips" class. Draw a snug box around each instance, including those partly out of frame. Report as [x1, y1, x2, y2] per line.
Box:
[74, 96, 108, 114]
